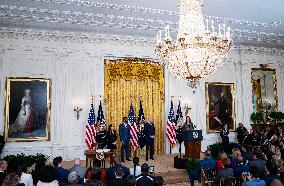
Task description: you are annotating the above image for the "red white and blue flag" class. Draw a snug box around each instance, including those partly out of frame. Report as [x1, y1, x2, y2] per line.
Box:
[128, 103, 139, 148]
[166, 100, 176, 146]
[85, 103, 96, 150]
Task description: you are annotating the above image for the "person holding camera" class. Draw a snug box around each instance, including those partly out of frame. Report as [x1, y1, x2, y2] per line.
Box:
[242, 166, 266, 186]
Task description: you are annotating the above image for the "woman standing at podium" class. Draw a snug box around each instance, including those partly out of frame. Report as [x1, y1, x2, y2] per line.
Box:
[182, 116, 195, 157]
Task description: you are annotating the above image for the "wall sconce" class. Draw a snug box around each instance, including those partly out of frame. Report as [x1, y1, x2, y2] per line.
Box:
[73, 102, 83, 120]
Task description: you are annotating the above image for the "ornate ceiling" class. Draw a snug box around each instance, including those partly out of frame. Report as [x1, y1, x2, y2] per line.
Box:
[0, 0, 283, 48]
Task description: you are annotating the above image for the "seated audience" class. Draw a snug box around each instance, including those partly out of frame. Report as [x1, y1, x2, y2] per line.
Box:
[280, 142, 284, 160]
[189, 150, 216, 186]
[37, 165, 59, 186]
[214, 158, 234, 185]
[32, 160, 46, 185]
[67, 171, 84, 186]
[107, 168, 125, 186]
[0, 160, 8, 185]
[216, 152, 227, 171]
[263, 161, 281, 186]
[233, 156, 249, 178]
[2, 173, 22, 186]
[53, 156, 69, 184]
[242, 166, 266, 186]
[69, 158, 87, 180]
[106, 156, 129, 180]
[17, 163, 33, 186]
[130, 157, 141, 177]
[136, 163, 154, 186]
[230, 148, 241, 168]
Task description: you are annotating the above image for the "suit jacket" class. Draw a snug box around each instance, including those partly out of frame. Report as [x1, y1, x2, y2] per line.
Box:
[107, 178, 126, 186]
[242, 179, 266, 186]
[281, 148, 284, 160]
[233, 163, 249, 177]
[106, 164, 130, 180]
[69, 165, 87, 179]
[0, 172, 6, 186]
[263, 173, 281, 186]
[195, 157, 216, 180]
[144, 122, 155, 144]
[119, 122, 131, 142]
[55, 167, 69, 184]
[220, 128, 229, 140]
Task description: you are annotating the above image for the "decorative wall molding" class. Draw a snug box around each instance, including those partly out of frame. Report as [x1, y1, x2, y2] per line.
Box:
[1, 27, 284, 58]
[30, 0, 281, 28]
[0, 4, 283, 45]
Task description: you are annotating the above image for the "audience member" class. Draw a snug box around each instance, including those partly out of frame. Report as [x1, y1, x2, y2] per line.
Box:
[233, 156, 249, 178]
[106, 156, 129, 180]
[125, 175, 136, 186]
[230, 148, 241, 168]
[67, 171, 84, 186]
[37, 165, 59, 186]
[263, 161, 281, 186]
[0, 160, 8, 185]
[242, 166, 266, 186]
[2, 173, 21, 186]
[69, 158, 87, 180]
[32, 160, 45, 185]
[53, 156, 69, 184]
[241, 145, 253, 164]
[136, 163, 154, 186]
[130, 157, 141, 177]
[189, 150, 216, 185]
[216, 152, 227, 171]
[107, 168, 125, 186]
[17, 163, 33, 186]
[214, 158, 234, 185]
[86, 168, 104, 186]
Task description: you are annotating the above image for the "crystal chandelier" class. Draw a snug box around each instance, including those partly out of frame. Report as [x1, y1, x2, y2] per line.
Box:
[155, 0, 232, 88]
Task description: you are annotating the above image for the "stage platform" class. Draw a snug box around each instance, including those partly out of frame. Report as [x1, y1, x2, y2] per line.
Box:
[62, 153, 202, 185]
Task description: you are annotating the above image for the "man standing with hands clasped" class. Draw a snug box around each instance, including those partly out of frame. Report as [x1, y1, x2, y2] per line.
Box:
[119, 117, 131, 162]
[144, 117, 155, 161]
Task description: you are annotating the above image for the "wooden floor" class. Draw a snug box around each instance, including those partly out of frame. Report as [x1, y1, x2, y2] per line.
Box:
[63, 153, 194, 185]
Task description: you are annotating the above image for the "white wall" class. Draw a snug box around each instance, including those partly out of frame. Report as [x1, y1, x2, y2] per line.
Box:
[0, 28, 284, 159]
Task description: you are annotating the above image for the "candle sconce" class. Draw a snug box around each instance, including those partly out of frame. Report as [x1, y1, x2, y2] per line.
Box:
[73, 102, 83, 120]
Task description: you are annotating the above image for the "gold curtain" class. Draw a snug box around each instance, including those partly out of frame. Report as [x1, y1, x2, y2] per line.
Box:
[104, 58, 165, 155]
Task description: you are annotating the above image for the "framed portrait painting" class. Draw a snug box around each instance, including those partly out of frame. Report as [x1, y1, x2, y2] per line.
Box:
[206, 82, 235, 133]
[4, 77, 51, 142]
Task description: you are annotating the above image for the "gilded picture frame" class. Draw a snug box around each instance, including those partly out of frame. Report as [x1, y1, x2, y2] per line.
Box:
[206, 82, 236, 133]
[4, 77, 51, 142]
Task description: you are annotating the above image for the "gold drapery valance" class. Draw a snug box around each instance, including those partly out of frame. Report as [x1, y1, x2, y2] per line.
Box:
[104, 58, 165, 155]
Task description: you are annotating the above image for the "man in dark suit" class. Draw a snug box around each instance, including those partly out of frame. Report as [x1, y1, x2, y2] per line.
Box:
[236, 123, 247, 144]
[189, 150, 216, 186]
[53, 156, 69, 184]
[0, 160, 7, 186]
[136, 163, 154, 186]
[144, 118, 155, 161]
[119, 117, 131, 162]
[220, 124, 230, 153]
[213, 92, 229, 125]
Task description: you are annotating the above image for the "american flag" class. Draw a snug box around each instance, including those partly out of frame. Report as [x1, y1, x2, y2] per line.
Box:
[128, 103, 139, 148]
[166, 100, 176, 146]
[85, 103, 96, 150]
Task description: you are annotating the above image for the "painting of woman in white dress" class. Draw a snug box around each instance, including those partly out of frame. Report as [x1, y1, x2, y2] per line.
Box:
[5, 78, 51, 142]
[10, 89, 34, 133]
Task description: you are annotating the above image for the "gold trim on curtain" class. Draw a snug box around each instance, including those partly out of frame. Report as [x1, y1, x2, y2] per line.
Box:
[104, 58, 165, 155]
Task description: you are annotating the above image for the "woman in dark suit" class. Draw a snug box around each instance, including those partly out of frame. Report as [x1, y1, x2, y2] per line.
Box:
[107, 124, 117, 150]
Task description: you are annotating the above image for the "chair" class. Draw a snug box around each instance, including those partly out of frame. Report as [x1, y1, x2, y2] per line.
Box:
[219, 177, 236, 186]
[201, 168, 217, 186]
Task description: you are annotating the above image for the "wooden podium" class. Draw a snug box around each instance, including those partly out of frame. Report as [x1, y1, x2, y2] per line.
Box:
[183, 130, 203, 159]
